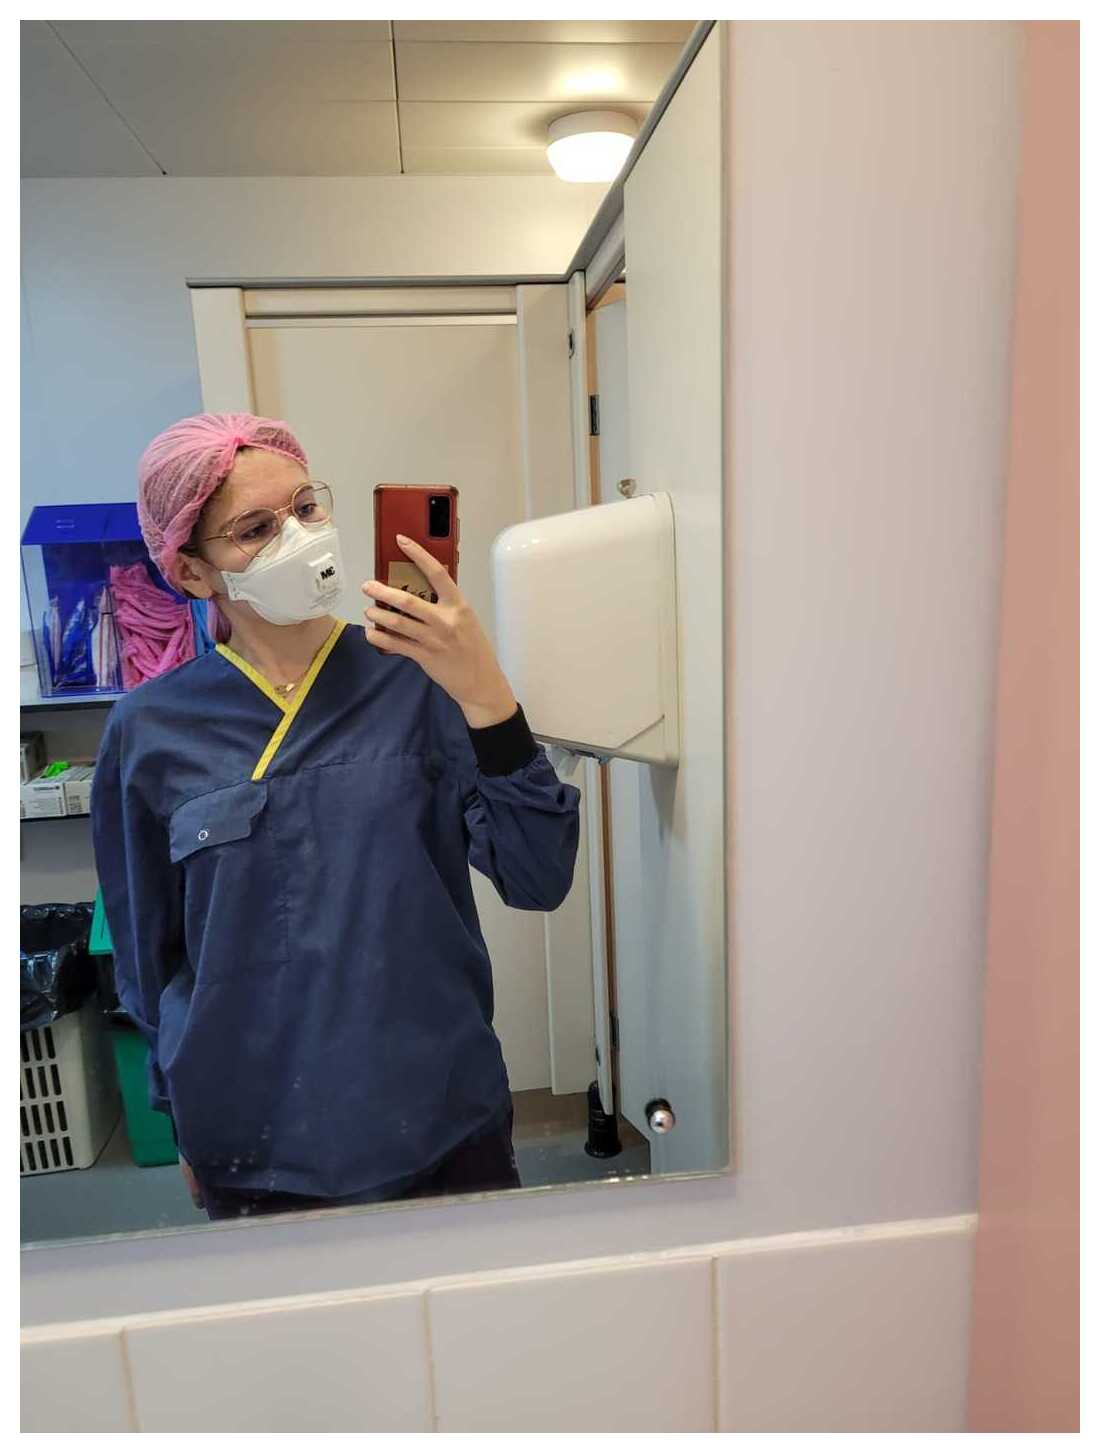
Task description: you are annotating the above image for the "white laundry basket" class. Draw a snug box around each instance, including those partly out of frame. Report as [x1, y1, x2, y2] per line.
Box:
[20, 1001, 120, 1174]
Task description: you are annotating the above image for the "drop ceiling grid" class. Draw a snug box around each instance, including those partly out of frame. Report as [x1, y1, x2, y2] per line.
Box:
[22, 20, 694, 178]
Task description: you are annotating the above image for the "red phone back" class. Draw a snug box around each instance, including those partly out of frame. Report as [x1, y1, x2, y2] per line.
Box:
[373, 485, 459, 604]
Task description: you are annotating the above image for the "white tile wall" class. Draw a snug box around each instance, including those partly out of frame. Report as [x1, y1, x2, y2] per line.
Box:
[21, 1217, 975, 1434]
[21, 1328, 135, 1433]
[124, 1291, 432, 1433]
[429, 1257, 714, 1432]
[716, 1226, 975, 1432]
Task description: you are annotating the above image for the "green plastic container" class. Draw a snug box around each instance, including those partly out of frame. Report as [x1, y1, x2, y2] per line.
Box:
[91, 890, 177, 1167]
[110, 1025, 178, 1167]
[89, 890, 112, 958]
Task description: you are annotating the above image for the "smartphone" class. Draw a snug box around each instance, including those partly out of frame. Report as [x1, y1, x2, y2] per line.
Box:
[373, 485, 460, 613]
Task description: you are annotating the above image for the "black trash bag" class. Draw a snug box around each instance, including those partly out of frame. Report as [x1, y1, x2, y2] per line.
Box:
[96, 957, 126, 1021]
[20, 902, 97, 1032]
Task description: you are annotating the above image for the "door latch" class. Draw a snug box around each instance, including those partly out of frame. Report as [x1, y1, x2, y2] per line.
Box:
[645, 1098, 676, 1134]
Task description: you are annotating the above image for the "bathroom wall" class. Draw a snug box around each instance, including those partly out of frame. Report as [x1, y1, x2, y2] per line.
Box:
[23, 22, 1026, 1433]
[967, 21, 1080, 1433]
[22, 1218, 975, 1433]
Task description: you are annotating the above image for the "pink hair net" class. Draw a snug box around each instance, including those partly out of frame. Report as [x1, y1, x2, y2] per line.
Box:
[136, 411, 309, 586]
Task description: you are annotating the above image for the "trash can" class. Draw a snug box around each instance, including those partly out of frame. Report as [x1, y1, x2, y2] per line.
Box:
[20, 903, 119, 1174]
[20, 902, 98, 1032]
[89, 890, 178, 1168]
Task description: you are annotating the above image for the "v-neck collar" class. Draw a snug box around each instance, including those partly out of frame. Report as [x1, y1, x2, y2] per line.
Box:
[217, 620, 348, 780]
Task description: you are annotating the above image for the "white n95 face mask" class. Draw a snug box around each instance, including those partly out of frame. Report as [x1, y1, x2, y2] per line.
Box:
[219, 517, 345, 626]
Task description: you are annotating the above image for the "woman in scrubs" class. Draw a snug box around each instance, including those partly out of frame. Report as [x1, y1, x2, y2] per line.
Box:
[92, 412, 581, 1220]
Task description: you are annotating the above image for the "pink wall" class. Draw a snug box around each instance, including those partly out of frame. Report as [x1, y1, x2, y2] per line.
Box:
[967, 21, 1079, 1434]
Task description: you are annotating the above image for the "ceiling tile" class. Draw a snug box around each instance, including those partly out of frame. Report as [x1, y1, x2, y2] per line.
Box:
[21, 21, 161, 176]
[394, 22, 696, 44]
[403, 147, 554, 177]
[54, 21, 396, 106]
[399, 100, 649, 152]
[136, 101, 400, 177]
[48, 21, 397, 176]
[395, 41, 681, 104]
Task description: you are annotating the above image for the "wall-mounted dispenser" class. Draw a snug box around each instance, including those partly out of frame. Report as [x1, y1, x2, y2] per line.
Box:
[491, 492, 679, 767]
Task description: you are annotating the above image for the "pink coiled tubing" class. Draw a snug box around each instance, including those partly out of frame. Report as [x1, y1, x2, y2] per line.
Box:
[108, 563, 196, 690]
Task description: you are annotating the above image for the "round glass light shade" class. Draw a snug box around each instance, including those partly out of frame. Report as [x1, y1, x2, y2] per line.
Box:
[546, 111, 637, 183]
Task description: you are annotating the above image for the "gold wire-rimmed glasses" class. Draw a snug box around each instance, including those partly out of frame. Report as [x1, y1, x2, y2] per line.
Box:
[202, 481, 335, 559]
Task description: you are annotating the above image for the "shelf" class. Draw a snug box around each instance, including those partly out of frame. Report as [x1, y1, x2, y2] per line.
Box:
[20, 697, 120, 714]
[20, 813, 90, 824]
[20, 667, 122, 713]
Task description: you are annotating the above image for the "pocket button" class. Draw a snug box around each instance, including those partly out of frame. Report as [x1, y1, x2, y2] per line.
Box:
[197, 829, 209, 842]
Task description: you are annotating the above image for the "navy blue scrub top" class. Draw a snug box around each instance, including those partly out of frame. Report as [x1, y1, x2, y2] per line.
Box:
[91, 620, 581, 1199]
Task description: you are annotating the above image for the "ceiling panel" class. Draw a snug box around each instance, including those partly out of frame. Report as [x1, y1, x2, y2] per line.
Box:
[394, 22, 696, 44]
[48, 21, 397, 177]
[21, 21, 161, 177]
[23, 19, 688, 178]
[395, 41, 681, 104]
[399, 101, 649, 152]
[136, 101, 401, 178]
[403, 147, 553, 177]
[55, 21, 396, 106]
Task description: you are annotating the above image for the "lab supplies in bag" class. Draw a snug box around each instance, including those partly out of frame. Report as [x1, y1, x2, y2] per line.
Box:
[21, 502, 214, 699]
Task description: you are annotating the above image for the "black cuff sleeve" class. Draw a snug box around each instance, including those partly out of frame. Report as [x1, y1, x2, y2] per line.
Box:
[466, 702, 538, 777]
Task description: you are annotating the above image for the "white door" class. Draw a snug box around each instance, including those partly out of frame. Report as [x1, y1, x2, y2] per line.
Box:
[618, 26, 729, 1172]
[247, 314, 551, 1092]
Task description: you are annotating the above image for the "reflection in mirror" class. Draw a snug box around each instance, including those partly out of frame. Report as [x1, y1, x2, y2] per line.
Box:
[20, 18, 725, 1245]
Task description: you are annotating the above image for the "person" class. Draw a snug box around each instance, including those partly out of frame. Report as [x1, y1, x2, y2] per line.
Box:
[92, 412, 581, 1220]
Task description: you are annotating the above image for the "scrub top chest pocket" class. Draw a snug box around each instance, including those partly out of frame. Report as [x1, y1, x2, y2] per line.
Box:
[168, 780, 288, 979]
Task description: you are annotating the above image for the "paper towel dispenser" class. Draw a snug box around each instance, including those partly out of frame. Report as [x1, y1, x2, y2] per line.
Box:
[491, 492, 679, 767]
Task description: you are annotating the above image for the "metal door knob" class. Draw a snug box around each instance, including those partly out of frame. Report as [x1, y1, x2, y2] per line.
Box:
[645, 1098, 676, 1134]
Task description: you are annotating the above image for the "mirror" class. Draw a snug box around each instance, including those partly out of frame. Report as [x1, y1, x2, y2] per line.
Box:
[20, 19, 726, 1245]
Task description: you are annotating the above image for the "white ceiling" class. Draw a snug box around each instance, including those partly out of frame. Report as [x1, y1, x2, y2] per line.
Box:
[21, 20, 695, 179]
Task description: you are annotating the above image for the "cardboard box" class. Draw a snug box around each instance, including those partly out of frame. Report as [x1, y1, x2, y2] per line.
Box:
[61, 764, 96, 817]
[20, 732, 46, 785]
[20, 759, 96, 818]
[21, 775, 67, 818]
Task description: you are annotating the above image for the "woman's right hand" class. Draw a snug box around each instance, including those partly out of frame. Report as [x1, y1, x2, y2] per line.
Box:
[179, 1154, 205, 1209]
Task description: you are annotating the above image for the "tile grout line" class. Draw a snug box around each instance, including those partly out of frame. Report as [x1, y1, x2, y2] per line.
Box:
[421, 1291, 440, 1433]
[117, 1327, 142, 1433]
[709, 1255, 721, 1433]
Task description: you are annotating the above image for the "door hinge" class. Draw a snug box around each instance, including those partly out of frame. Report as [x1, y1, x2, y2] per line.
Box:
[589, 394, 600, 436]
[610, 1012, 619, 1051]
[567, 329, 576, 358]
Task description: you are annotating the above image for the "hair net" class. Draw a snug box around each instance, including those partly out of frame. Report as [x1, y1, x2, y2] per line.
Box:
[136, 411, 309, 585]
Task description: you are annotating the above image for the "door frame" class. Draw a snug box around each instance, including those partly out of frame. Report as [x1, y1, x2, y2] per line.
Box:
[190, 281, 602, 1101]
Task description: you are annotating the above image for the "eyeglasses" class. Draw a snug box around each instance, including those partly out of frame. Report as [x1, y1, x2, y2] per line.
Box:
[202, 482, 335, 559]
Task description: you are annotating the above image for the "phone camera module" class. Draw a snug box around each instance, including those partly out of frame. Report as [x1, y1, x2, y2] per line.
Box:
[428, 495, 451, 538]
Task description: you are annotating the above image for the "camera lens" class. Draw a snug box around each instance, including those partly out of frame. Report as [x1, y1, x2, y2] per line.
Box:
[428, 495, 451, 538]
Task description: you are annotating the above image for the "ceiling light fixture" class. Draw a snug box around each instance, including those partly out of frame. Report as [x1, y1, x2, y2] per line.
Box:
[546, 111, 637, 183]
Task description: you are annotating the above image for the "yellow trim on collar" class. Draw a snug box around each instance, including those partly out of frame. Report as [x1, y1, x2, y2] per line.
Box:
[250, 620, 348, 782]
[216, 642, 290, 714]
